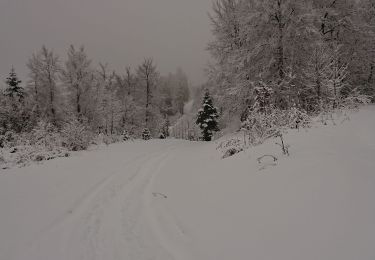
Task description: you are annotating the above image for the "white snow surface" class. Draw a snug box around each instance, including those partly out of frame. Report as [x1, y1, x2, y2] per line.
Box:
[1, 106, 375, 260]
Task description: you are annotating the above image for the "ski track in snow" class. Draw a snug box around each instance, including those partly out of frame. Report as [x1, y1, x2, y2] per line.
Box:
[12, 143, 188, 260]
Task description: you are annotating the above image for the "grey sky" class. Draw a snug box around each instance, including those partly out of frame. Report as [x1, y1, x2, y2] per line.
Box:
[0, 0, 213, 86]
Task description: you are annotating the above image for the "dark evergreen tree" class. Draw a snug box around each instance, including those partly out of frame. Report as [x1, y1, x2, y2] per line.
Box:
[142, 128, 151, 140]
[0, 67, 33, 133]
[196, 90, 219, 141]
[4, 67, 24, 101]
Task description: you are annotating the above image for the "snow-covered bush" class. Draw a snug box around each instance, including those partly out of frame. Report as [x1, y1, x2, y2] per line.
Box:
[61, 119, 93, 151]
[340, 89, 371, 110]
[30, 121, 61, 149]
[0, 131, 16, 148]
[222, 147, 243, 159]
[314, 88, 370, 126]
[0, 120, 75, 168]
[241, 106, 311, 146]
[107, 134, 124, 145]
[217, 138, 244, 159]
[241, 110, 279, 145]
[287, 106, 311, 129]
[0, 130, 25, 148]
[93, 133, 123, 146]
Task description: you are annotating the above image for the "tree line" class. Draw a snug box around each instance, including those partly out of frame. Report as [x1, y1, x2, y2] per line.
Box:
[0, 45, 190, 139]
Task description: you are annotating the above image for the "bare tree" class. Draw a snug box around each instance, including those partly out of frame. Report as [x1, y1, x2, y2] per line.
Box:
[137, 58, 159, 127]
[27, 46, 61, 123]
[27, 53, 43, 113]
[97, 63, 120, 134]
[61, 45, 94, 118]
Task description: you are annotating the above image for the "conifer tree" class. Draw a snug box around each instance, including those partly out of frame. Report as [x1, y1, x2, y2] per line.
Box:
[4, 67, 24, 101]
[142, 128, 151, 140]
[196, 90, 219, 141]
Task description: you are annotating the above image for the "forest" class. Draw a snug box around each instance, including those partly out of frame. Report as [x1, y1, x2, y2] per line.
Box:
[206, 0, 374, 129]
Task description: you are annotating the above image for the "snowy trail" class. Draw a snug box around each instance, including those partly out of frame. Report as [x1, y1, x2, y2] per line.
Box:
[0, 141, 193, 260]
[60, 151, 174, 260]
[1, 107, 375, 260]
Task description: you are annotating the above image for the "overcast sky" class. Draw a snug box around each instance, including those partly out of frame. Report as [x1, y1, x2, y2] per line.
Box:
[0, 0, 213, 86]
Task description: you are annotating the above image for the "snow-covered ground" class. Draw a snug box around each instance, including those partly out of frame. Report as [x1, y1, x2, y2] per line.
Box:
[1, 106, 374, 260]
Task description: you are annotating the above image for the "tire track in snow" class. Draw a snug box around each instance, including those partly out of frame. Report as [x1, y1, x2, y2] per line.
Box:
[16, 143, 194, 260]
[143, 153, 194, 260]
[64, 145, 179, 260]
[72, 144, 194, 260]
[17, 142, 191, 260]
[11, 149, 153, 260]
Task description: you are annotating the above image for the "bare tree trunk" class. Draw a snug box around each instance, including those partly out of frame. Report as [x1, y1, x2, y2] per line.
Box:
[138, 58, 156, 129]
[145, 75, 150, 127]
[76, 89, 81, 116]
[276, 0, 285, 81]
[369, 63, 374, 83]
[333, 65, 338, 109]
[314, 49, 322, 100]
[48, 81, 56, 123]
[33, 78, 40, 113]
[111, 109, 114, 135]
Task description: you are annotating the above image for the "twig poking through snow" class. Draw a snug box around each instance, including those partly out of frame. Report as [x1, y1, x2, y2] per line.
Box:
[257, 155, 278, 164]
[275, 132, 290, 156]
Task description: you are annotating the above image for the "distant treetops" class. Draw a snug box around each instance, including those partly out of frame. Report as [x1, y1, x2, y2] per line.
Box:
[196, 89, 220, 141]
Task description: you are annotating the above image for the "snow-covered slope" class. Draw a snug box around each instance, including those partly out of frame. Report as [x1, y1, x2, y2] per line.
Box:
[156, 106, 375, 260]
[0, 107, 374, 260]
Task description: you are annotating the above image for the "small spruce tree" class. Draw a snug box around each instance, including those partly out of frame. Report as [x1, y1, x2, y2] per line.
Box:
[4, 67, 24, 101]
[196, 90, 219, 141]
[142, 128, 151, 140]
